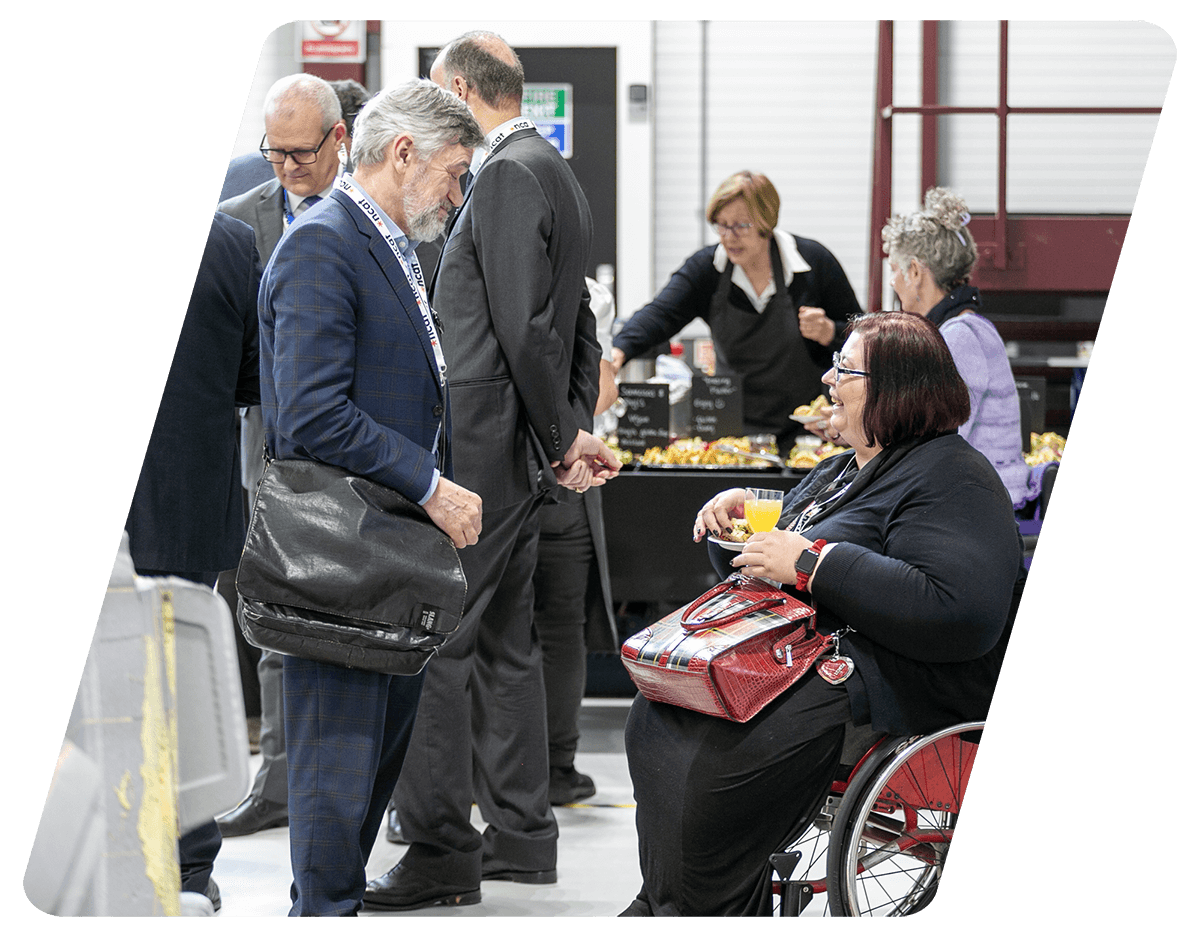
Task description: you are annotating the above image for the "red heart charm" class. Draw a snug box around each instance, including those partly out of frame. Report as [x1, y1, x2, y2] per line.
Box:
[816, 655, 854, 685]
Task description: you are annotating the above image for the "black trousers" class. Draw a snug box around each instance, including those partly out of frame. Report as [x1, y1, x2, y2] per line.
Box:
[532, 492, 593, 769]
[624, 672, 851, 916]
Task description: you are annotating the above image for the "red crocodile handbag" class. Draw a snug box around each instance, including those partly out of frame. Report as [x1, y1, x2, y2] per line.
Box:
[620, 574, 833, 723]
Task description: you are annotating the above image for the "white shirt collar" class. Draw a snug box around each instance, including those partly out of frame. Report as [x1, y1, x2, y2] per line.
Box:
[712, 229, 813, 313]
[485, 115, 530, 151]
[474, 115, 533, 175]
[284, 176, 338, 216]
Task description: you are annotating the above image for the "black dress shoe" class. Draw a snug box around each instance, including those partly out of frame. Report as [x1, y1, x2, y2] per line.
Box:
[549, 766, 596, 806]
[362, 863, 481, 911]
[215, 794, 288, 837]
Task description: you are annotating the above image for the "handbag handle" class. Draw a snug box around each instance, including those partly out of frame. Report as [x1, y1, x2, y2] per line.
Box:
[769, 619, 830, 667]
[681, 575, 760, 620]
[681, 577, 786, 630]
[680, 595, 787, 631]
[680, 576, 741, 620]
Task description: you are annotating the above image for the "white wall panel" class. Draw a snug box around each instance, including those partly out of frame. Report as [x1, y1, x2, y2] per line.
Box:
[227, 24, 297, 158]
[229, 20, 1172, 326]
[650, 21, 705, 296]
[940, 20, 1173, 215]
[649, 20, 877, 335]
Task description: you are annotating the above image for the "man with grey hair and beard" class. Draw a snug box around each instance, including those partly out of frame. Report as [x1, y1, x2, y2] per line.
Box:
[366, 30, 619, 912]
[256, 78, 484, 916]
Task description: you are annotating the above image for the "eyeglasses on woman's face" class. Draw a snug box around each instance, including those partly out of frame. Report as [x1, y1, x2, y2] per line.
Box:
[830, 351, 869, 382]
[710, 221, 755, 238]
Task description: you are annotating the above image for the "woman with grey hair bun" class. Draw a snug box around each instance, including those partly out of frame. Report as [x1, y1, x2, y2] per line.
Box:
[881, 187, 1035, 508]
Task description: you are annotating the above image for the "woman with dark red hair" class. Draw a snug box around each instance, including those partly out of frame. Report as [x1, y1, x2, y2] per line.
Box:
[621, 312, 1024, 916]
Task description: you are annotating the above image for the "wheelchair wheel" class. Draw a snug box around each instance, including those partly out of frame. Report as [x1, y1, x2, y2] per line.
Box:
[825, 721, 983, 917]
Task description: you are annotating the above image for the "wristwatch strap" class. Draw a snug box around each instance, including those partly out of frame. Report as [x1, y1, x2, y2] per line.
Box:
[794, 539, 828, 592]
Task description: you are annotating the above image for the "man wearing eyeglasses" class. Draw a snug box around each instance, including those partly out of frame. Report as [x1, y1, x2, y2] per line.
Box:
[218, 73, 347, 264]
[214, 72, 347, 842]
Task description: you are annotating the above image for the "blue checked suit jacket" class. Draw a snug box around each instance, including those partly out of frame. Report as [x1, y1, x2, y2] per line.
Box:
[258, 186, 450, 503]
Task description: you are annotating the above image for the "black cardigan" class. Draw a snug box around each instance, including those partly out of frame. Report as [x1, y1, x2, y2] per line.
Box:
[783, 434, 1024, 735]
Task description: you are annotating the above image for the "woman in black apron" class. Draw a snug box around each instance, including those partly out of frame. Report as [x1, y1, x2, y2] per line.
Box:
[611, 171, 862, 454]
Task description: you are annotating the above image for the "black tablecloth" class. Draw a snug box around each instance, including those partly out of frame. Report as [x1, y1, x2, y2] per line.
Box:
[600, 468, 800, 605]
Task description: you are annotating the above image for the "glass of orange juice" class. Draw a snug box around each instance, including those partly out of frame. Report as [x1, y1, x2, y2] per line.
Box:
[744, 488, 783, 533]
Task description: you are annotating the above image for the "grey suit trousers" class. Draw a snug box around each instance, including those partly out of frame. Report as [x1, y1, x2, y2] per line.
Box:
[251, 650, 289, 804]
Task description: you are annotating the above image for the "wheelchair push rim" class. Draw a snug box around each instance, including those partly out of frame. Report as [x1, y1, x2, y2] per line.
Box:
[827, 720, 984, 917]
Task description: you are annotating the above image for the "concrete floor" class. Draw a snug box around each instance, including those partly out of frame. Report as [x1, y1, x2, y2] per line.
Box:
[210, 698, 646, 918]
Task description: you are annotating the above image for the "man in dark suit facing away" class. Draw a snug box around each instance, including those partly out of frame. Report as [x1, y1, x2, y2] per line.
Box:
[365, 30, 620, 913]
[257, 78, 485, 916]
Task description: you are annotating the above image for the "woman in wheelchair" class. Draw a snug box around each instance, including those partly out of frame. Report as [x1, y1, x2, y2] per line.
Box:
[621, 312, 1025, 916]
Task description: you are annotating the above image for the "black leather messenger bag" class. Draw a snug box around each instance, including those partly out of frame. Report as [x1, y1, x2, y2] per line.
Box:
[236, 458, 466, 676]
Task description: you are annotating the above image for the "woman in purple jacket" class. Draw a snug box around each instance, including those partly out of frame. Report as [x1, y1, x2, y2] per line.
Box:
[881, 188, 1036, 507]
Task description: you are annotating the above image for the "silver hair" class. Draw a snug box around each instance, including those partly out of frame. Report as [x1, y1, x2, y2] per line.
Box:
[350, 78, 484, 169]
[263, 73, 343, 132]
[881, 187, 978, 290]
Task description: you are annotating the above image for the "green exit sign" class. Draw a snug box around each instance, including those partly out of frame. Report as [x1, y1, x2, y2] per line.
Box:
[523, 84, 569, 118]
[522, 83, 574, 159]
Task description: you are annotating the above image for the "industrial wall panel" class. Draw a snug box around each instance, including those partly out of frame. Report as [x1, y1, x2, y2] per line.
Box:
[647, 19, 1166, 313]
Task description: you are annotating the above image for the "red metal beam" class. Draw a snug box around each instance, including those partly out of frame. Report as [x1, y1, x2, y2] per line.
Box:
[920, 21, 940, 198]
[867, 21, 894, 312]
[968, 216, 1128, 292]
[996, 21, 1009, 271]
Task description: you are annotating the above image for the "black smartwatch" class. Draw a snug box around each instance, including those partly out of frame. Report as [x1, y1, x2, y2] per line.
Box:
[794, 539, 828, 592]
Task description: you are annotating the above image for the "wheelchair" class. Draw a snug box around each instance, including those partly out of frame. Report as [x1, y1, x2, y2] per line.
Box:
[771, 720, 984, 917]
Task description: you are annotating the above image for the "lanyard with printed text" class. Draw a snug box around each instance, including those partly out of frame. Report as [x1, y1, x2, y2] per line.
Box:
[487, 116, 536, 154]
[336, 176, 447, 385]
[475, 117, 538, 173]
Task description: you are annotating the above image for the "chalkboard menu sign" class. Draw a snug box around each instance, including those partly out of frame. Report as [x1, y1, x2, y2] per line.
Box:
[691, 374, 743, 439]
[617, 383, 671, 452]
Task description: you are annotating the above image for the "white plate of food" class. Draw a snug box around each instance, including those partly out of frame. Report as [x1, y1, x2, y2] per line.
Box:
[791, 395, 831, 424]
[707, 535, 747, 552]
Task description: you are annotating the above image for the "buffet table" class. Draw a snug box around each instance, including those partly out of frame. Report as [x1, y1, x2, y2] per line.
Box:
[599, 466, 801, 606]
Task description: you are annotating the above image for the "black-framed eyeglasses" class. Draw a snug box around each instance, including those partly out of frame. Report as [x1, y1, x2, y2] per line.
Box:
[831, 351, 869, 381]
[259, 125, 335, 165]
[711, 221, 755, 238]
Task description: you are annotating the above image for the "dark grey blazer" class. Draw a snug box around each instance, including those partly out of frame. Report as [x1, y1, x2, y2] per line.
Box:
[430, 127, 599, 512]
[218, 178, 286, 265]
[220, 152, 276, 203]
